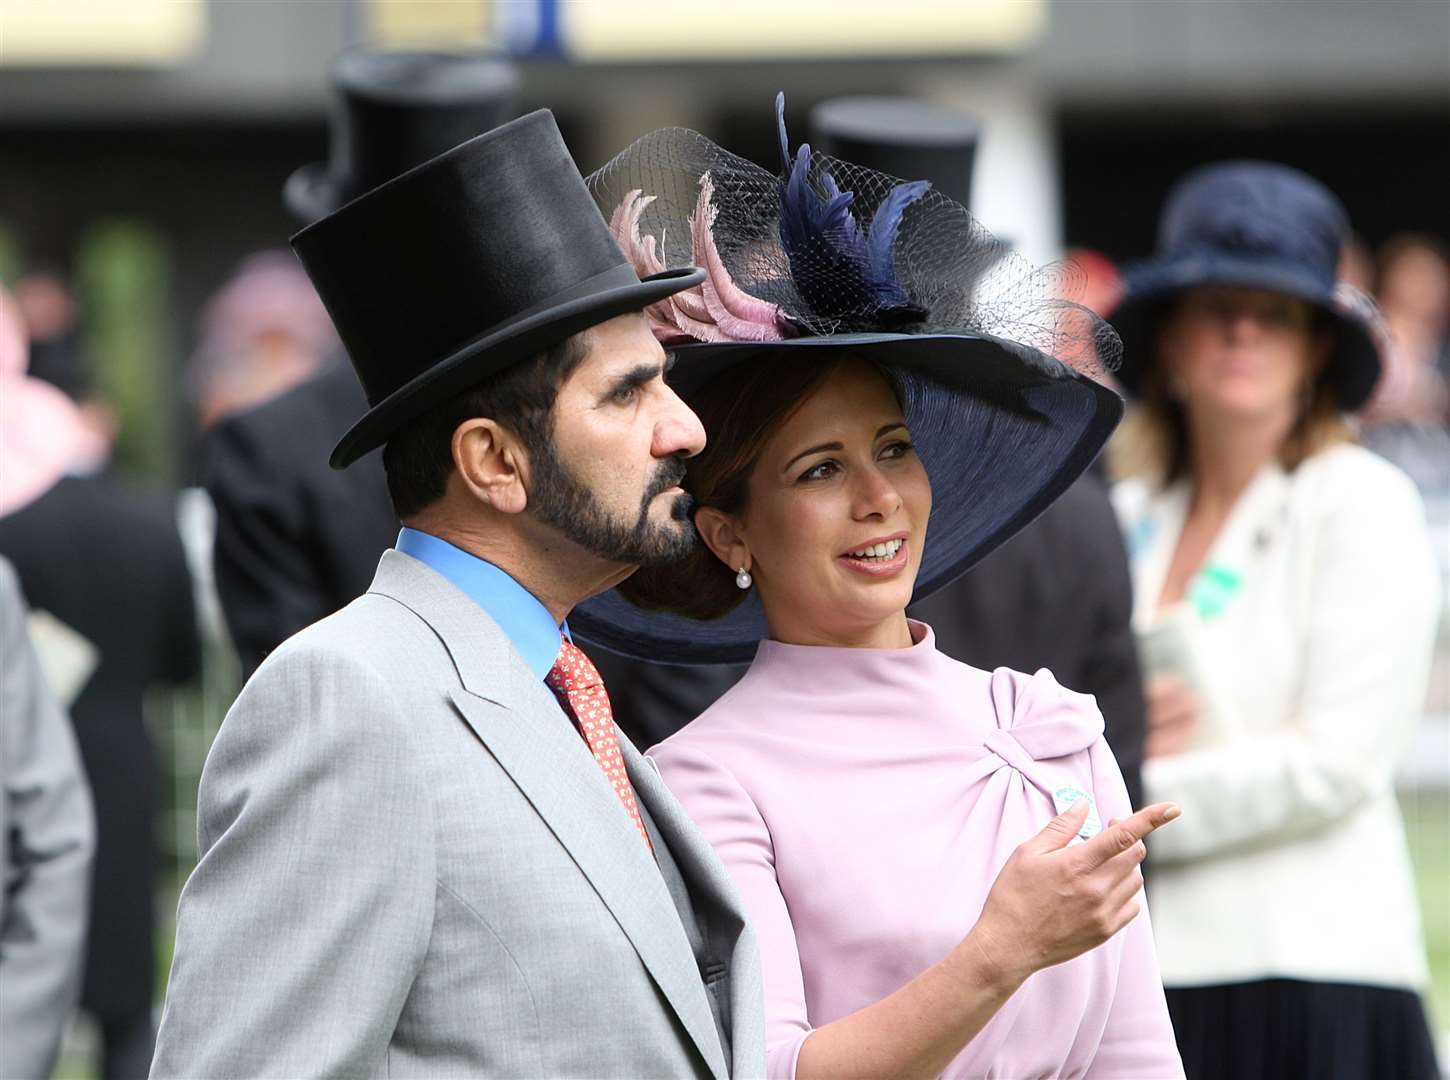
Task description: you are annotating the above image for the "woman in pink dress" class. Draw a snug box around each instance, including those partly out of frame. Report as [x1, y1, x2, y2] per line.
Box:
[573, 98, 1185, 1078]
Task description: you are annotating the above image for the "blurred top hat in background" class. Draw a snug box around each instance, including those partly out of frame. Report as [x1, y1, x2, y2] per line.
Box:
[809, 96, 981, 209]
[284, 48, 521, 224]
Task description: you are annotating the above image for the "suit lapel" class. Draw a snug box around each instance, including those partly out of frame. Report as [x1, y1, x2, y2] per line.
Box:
[628, 739, 765, 1078]
[448, 687, 729, 1080]
[370, 552, 728, 1080]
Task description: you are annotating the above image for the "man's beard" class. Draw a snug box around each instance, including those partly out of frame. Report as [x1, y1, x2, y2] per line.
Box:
[526, 442, 697, 567]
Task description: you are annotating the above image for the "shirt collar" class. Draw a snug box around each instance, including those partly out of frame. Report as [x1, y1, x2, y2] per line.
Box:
[395, 527, 567, 681]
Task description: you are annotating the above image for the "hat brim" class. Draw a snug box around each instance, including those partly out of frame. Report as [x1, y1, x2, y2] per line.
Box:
[1112, 252, 1381, 410]
[329, 265, 706, 468]
[569, 331, 1124, 665]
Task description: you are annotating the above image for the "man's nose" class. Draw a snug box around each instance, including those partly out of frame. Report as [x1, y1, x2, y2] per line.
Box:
[653, 383, 707, 459]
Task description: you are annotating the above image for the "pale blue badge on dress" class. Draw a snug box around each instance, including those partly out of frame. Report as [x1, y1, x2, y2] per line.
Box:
[1053, 786, 1103, 841]
[1126, 515, 1158, 559]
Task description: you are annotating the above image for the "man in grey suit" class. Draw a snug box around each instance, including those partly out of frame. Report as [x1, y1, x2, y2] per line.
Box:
[151, 110, 764, 1078]
[0, 557, 95, 1080]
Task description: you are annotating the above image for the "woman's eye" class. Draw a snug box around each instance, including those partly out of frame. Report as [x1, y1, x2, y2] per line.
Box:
[799, 460, 837, 482]
[880, 440, 915, 460]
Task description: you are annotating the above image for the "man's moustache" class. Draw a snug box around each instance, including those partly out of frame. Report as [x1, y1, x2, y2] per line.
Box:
[646, 459, 688, 499]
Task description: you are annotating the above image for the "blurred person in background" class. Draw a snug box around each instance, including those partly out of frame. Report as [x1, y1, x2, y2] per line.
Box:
[203, 48, 518, 679]
[0, 289, 95, 1080]
[0, 280, 200, 1080]
[1360, 233, 1450, 496]
[188, 250, 335, 432]
[0, 559, 94, 1080]
[12, 269, 120, 470]
[1109, 161, 1442, 1079]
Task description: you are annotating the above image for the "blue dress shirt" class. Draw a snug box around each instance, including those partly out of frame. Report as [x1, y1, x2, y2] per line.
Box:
[395, 527, 567, 680]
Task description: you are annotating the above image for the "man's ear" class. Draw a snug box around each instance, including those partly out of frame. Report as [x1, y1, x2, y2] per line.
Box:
[694, 506, 749, 573]
[453, 418, 529, 515]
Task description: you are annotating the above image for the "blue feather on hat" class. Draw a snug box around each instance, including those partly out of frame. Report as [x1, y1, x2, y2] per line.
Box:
[775, 92, 930, 316]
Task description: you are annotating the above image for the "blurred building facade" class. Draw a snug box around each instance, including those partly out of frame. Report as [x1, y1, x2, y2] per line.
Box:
[2, 1, 1445, 365]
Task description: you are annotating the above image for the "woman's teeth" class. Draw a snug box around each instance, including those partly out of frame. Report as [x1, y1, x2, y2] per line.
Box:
[846, 539, 904, 561]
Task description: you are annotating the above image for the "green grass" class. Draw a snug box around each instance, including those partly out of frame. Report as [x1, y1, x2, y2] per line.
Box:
[1402, 787, 1450, 1059]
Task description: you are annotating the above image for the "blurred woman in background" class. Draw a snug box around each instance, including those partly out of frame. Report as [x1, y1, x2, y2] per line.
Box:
[1109, 161, 1442, 1079]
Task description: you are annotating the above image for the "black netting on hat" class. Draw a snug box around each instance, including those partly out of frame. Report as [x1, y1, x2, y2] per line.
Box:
[586, 121, 1121, 381]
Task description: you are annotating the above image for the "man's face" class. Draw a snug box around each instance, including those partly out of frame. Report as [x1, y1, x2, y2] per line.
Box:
[527, 313, 706, 567]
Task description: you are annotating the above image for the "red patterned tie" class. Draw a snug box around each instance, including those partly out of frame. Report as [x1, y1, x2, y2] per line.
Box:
[546, 640, 653, 851]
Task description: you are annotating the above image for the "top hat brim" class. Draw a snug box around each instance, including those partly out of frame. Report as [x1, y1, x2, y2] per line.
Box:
[568, 330, 1124, 665]
[1111, 251, 1381, 411]
[284, 162, 341, 225]
[329, 265, 706, 469]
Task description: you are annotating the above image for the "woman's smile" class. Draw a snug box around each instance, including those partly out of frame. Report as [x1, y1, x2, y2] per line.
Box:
[839, 533, 910, 577]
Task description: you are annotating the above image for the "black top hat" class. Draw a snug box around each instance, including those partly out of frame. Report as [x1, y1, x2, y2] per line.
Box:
[290, 110, 706, 469]
[284, 48, 521, 224]
[1112, 160, 1382, 410]
[809, 96, 980, 208]
[568, 94, 1123, 664]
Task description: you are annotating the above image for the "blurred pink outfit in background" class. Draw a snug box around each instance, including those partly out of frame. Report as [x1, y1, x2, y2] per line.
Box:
[651, 621, 1183, 1079]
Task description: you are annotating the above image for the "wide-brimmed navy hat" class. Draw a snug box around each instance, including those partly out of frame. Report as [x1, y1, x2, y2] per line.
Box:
[290, 110, 705, 468]
[568, 94, 1124, 665]
[1112, 160, 1381, 411]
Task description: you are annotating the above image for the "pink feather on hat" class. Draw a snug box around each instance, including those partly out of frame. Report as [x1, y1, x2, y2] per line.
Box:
[607, 175, 795, 345]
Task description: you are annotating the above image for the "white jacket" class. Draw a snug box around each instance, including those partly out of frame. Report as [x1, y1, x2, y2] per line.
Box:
[1113, 443, 1442, 990]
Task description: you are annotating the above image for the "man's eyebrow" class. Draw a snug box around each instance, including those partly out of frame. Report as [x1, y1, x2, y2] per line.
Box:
[781, 424, 909, 472]
[605, 362, 665, 395]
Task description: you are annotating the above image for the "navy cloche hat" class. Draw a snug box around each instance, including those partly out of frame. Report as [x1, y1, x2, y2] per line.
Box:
[1111, 160, 1381, 411]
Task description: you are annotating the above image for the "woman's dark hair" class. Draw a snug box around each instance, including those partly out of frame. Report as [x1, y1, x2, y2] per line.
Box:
[620, 352, 899, 621]
[382, 332, 589, 519]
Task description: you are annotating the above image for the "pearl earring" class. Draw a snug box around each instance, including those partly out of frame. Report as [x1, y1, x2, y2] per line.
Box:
[735, 566, 753, 590]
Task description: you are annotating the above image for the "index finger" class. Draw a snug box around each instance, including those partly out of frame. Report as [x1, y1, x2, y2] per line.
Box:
[1077, 802, 1180, 869]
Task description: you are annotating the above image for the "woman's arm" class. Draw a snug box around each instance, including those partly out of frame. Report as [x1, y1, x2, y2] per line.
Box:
[1143, 461, 1440, 865]
[652, 740, 1178, 1080]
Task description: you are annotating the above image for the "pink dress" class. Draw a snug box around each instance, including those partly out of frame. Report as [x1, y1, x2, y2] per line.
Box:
[650, 622, 1183, 1079]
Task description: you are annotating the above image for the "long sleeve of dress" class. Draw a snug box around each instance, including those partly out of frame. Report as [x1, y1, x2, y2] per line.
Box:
[1143, 462, 1441, 865]
[650, 740, 814, 1079]
[1083, 739, 1184, 1078]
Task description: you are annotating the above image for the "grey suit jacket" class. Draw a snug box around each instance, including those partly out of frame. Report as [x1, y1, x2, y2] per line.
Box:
[0, 557, 94, 1080]
[152, 550, 765, 1079]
